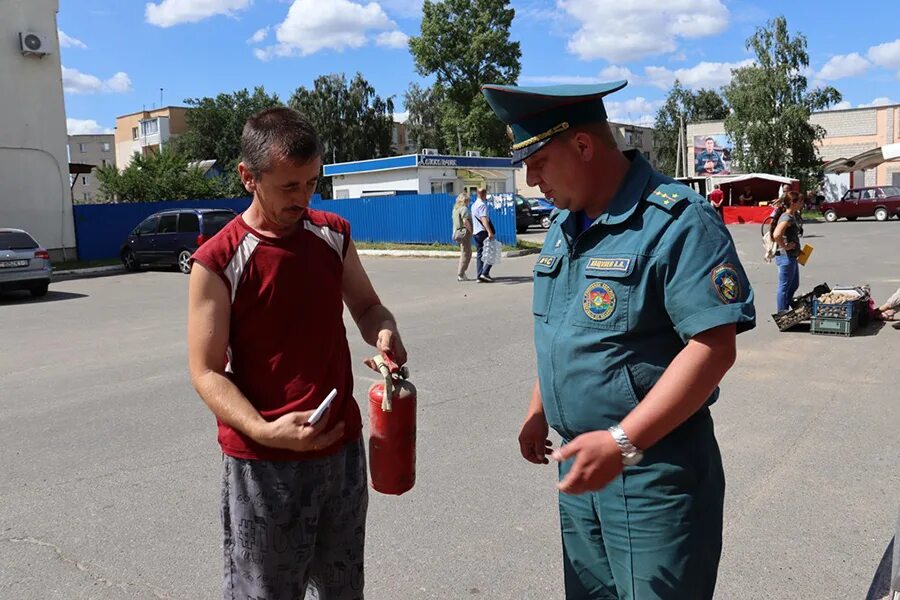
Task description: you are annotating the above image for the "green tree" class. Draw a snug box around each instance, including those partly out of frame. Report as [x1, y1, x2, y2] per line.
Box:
[408, 0, 521, 156]
[95, 149, 222, 202]
[723, 16, 842, 188]
[176, 86, 283, 196]
[403, 82, 446, 152]
[654, 81, 730, 177]
[289, 72, 395, 198]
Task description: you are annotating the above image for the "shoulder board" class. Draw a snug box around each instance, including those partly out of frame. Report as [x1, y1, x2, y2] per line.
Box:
[647, 183, 694, 212]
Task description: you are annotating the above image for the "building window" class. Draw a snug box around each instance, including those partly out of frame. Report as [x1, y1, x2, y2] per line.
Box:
[82, 176, 88, 185]
[486, 180, 506, 194]
[431, 181, 455, 194]
[79, 143, 87, 153]
[625, 129, 643, 147]
[132, 127, 139, 140]
[101, 159, 108, 167]
[140, 119, 159, 136]
[82, 192, 92, 201]
[335, 189, 350, 199]
[102, 142, 111, 152]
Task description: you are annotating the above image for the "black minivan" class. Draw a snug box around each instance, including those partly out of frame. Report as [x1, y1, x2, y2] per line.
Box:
[120, 209, 235, 274]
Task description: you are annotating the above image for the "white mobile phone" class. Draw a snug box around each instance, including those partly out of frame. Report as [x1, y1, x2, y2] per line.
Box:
[307, 388, 337, 425]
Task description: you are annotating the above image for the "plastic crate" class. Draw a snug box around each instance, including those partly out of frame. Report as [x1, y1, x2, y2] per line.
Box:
[812, 298, 859, 320]
[773, 304, 811, 331]
[810, 316, 857, 337]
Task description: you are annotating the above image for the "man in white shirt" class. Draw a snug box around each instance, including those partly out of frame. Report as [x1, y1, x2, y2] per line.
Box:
[471, 187, 496, 283]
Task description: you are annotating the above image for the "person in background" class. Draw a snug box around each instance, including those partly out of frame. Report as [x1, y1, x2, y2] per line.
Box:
[451, 192, 473, 281]
[471, 187, 496, 283]
[708, 184, 725, 218]
[771, 191, 804, 312]
[873, 288, 900, 321]
[738, 187, 754, 206]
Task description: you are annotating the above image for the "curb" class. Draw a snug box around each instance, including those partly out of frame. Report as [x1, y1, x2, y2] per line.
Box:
[53, 265, 125, 280]
[357, 248, 540, 259]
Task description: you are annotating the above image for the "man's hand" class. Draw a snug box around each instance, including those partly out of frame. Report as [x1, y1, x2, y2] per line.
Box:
[253, 412, 345, 452]
[518, 410, 553, 464]
[553, 430, 623, 495]
[364, 328, 408, 372]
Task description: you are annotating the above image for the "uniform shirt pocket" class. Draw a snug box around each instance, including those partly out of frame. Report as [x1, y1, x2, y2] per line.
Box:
[569, 255, 637, 332]
[533, 254, 563, 321]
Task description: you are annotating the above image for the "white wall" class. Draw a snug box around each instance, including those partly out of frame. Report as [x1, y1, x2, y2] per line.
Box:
[332, 168, 420, 198]
[0, 0, 75, 257]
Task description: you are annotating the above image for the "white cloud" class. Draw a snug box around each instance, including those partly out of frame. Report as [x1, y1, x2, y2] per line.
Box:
[644, 60, 753, 90]
[375, 30, 409, 49]
[830, 101, 852, 110]
[67, 119, 113, 135]
[377, 0, 423, 18]
[559, 0, 729, 62]
[605, 97, 663, 127]
[393, 111, 409, 123]
[58, 30, 86, 49]
[599, 65, 634, 82]
[817, 53, 871, 80]
[858, 97, 893, 108]
[145, 0, 252, 28]
[868, 39, 900, 69]
[255, 0, 402, 59]
[247, 26, 269, 44]
[62, 66, 133, 94]
[519, 75, 603, 85]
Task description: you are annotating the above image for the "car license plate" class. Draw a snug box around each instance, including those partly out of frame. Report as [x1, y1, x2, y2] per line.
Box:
[0, 259, 29, 268]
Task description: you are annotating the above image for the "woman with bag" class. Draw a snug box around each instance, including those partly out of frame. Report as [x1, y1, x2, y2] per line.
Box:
[771, 191, 804, 312]
[451, 193, 473, 281]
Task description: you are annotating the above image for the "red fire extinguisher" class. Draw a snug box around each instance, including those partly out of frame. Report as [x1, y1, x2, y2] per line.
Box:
[368, 355, 416, 495]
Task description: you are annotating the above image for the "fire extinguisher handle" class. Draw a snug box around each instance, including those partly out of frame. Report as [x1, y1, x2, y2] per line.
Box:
[373, 355, 393, 412]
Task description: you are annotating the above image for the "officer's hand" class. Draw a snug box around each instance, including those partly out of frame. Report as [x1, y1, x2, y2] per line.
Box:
[553, 431, 623, 495]
[518, 411, 552, 464]
[255, 412, 345, 452]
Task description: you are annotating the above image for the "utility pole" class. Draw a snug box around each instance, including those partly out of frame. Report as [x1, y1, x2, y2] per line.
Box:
[675, 115, 683, 178]
[160, 88, 164, 107]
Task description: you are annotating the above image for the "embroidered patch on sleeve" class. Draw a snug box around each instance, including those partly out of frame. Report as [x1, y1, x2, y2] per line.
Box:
[711, 264, 742, 304]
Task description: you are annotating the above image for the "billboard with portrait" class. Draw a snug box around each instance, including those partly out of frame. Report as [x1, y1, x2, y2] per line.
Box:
[693, 134, 734, 176]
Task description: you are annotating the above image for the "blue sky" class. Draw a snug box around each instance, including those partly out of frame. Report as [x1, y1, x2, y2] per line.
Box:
[60, 0, 900, 135]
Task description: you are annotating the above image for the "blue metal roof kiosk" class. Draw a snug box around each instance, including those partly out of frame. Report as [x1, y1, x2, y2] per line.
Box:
[323, 152, 520, 199]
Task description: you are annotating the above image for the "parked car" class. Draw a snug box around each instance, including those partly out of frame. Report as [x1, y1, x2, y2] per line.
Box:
[820, 186, 900, 222]
[527, 198, 555, 229]
[0, 228, 52, 298]
[514, 195, 536, 233]
[120, 208, 236, 274]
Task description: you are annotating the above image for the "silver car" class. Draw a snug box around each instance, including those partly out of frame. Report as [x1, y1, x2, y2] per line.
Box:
[0, 229, 52, 298]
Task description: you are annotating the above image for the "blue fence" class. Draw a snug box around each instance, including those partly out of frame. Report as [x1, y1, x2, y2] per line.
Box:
[72, 194, 516, 261]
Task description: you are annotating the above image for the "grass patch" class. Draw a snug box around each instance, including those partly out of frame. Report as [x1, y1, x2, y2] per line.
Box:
[356, 239, 543, 252]
[54, 258, 121, 271]
[801, 210, 822, 221]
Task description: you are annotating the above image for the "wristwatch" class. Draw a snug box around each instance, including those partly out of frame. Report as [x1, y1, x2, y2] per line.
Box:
[608, 424, 644, 466]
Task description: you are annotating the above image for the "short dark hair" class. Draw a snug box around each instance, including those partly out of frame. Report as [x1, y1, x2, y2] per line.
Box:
[705, 137, 715, 143]
[241, 107, 323, 176]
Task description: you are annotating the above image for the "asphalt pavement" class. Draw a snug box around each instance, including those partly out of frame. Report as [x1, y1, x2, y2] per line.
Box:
[1, 220, 898, 599]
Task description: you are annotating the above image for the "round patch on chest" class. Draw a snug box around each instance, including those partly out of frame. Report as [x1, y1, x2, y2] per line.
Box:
[582, 282, 617, 321]
[711, 264, 742, 304]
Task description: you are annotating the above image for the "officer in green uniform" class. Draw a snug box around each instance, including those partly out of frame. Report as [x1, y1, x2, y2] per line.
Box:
[482, 81, 756, 599]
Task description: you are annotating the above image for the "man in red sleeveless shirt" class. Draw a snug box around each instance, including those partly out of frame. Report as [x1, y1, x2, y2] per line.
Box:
[187, 107, 407, 599]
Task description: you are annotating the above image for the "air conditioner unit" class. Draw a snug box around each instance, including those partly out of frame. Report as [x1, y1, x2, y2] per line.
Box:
[422, 148, 439, 156]
[19, 32, 50, 56]
[465, 150, 481, 157]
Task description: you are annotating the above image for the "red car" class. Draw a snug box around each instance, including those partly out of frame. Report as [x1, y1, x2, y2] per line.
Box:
[820, 185, 900, 222]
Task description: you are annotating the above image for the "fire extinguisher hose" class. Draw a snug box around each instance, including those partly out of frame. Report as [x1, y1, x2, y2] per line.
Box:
[373, 355, 393, 412]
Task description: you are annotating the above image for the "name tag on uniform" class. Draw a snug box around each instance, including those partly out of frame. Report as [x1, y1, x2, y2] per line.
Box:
[585, 257, 631, 275]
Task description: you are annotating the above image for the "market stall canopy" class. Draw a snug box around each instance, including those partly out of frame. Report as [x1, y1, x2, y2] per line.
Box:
[715, 173, 798, 206]
[824, 143, 900, 174]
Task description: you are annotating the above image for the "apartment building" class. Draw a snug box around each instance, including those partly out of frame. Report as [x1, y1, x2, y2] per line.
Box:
[114, 106, 189, 169]
[67, 133, 115, 203]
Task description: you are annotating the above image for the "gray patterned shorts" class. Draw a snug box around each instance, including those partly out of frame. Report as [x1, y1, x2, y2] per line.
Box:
[221, 438, 368, 600]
